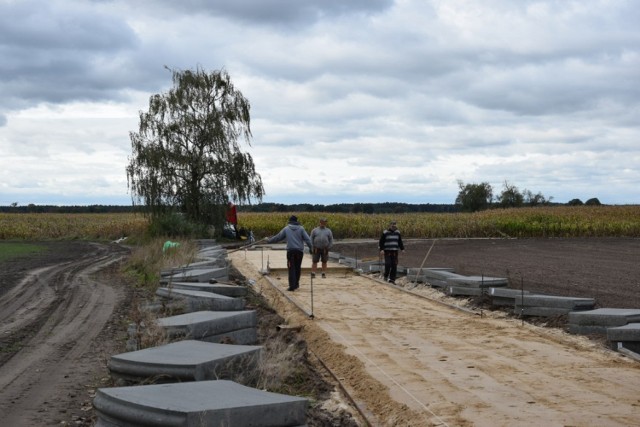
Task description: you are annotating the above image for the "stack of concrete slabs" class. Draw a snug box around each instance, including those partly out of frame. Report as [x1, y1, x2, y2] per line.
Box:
[568, 308, 640, 335]
[168, 282, 248, 298]
[489, 288, 531, 307]
[514, 294, 596, 317]
[157, 310, 257, 345]
[606, 323, 640, 354]
[447, 275, 508, 288]
[156, 288, 245, 312]
[164, 267, 229, 283]
[405, 268, 458, 287]
[108, 340, 262, 384]
[94, 380, 308, 427]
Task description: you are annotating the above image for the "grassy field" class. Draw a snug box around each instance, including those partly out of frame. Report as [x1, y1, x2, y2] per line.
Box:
[0, 242, 48, 261]
[0, 205, 638, 241]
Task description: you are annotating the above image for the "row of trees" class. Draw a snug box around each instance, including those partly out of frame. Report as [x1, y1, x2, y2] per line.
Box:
[455, 180, 601, 212]
[456, 181, 601, 212]
[455, 180, 551, 212]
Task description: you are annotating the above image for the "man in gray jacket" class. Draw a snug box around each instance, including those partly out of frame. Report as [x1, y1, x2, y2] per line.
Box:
[310, 218, 333, 278]
[267, 215, 313, 291]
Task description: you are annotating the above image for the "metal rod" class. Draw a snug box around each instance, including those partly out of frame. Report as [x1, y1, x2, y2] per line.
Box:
[309, 273, 315, 319]
[226, 237, 268, 254]
[414, 239, 437, 283]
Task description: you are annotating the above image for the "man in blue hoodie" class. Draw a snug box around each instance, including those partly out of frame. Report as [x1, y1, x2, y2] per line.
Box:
[267, 215, 313, 291]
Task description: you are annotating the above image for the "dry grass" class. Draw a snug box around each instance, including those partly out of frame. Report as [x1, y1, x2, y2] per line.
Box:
[124, 237, 199, 291]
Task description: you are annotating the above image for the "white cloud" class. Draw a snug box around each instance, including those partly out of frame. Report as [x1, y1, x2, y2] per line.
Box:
[0, 0, 639, 206]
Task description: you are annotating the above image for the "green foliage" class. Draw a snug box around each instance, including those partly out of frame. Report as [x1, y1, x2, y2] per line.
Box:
[127, 67, 264, 235]
[497, 181, 524, 208]
[0, 242, 47, 261]
[567, 198, 584, 206]
[455, 180, 493, 212]
[147, 212, 212, 238]
[585, 198, 602, 206]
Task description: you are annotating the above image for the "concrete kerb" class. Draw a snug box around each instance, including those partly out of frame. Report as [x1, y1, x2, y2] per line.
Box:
[162, 266, 229, 283]
[515, 294, 596, 310]
[155, 288, 245, 312]
[168, 282, 248, 298]
[156, 310, 257, 343]
[93, 380, 308, 427]
[108, 340, 263, 383]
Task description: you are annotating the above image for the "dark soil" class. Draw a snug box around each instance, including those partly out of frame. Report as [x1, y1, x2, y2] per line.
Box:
[1, 238, 638, 426]
[332, 237, 640, 309]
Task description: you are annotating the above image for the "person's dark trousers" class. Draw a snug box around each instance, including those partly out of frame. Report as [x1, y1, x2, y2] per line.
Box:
[383, 250, 399, 281]
[287, 250, 304, 290]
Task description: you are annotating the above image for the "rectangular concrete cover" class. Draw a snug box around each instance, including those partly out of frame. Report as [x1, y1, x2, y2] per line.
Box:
[94, 380, 308, 427]
[157, 311, 257, 340]
[108, 340, 263, 382]
[169, 282, 248, 298]
[568, 308, 640, 326]
[155, 288, 245, 311]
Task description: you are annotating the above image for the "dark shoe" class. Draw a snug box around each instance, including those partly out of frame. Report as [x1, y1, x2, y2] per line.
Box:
[310, 272, 316, 278]
[383, 276, 388, 282]
[388, 279, 395, 284]
[321, 273, 326, 278]
[287, 287, 295, 292]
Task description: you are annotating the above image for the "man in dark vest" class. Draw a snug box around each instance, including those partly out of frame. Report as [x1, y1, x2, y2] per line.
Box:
[379, 220, 405, 284]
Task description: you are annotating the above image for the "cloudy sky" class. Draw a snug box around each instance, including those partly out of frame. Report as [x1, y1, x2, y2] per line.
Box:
[1, 0, 639, 206]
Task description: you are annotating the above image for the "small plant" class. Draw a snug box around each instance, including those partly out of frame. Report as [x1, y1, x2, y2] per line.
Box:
[123, 237, 198, 291]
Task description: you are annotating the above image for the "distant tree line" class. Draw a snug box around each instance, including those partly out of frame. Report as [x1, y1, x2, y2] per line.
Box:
[241, 202, 459, 214]
[0, 204, 146, 214]
[454, 180, 602, 212]
[1, 196, 602, 214]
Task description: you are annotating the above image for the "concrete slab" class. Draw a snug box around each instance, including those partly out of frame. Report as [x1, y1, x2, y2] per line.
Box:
[515, 306, 575, 317]
[108, 340, 262, 383]
[157, 310, 257, 341]
[156, 288, 245, 312]
[94, 380, 308, 427]
[168, 282, 248, 298]
[163, 267, 229, 283]
[606, 323, 640, 342]
[489, 288, 532, 307]
[568, 308, 640, 327]
[515, 294, 595, 310]
[447, 276, 508, 288]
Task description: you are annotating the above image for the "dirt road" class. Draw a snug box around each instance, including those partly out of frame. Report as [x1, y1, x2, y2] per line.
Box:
[0, 242, 130, 426]
[230, 243, 640, 427]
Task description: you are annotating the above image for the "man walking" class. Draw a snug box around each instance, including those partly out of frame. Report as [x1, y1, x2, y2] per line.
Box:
[267, 215, 313, 291]
[379, 220, 405, 284]
[310, 218, 333, 278]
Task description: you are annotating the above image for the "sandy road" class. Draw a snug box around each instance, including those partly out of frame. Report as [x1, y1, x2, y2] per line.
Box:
[231, 249, 640, 427]
[0, 243, 128, 426]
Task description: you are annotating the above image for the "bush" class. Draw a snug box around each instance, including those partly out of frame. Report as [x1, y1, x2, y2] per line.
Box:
[148, 213, 211, 238]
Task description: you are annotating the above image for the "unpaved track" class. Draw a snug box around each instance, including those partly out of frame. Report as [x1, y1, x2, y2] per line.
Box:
[0, 243, 128, 426]
[231, 250, 640, 427]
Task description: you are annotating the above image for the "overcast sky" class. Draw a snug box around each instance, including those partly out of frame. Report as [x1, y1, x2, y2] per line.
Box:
[1, 0, 639, 206]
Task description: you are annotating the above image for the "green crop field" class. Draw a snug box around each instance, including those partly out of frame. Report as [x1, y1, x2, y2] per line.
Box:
[0, 205, 638, 241]
[239, 205, 640, 239]
[0, 213, 148, 240]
